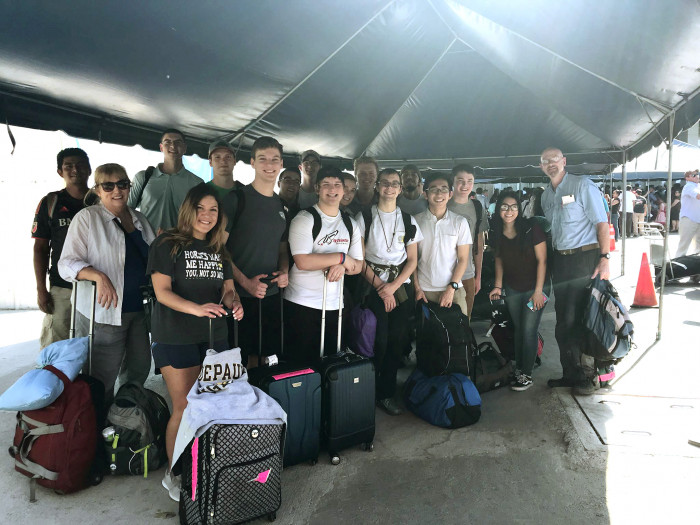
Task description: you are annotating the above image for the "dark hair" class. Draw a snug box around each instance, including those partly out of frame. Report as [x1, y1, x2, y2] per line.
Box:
[341, 171, 356, 183]
[490, 189, 500, 203]
[401, 164, 421, 175]
[451, 164, 475, 178]
[378, 168, 400, 182]
[353, 156, 379, 174]
[315, 166, 344, 185]
[279, 167, 301, 178]
[161, 128, 186, 142]
[423, 172, 452, 191]
[57, 148, 89, 170]
[489, 190, 530, 256]
[251, 136, 283, 158]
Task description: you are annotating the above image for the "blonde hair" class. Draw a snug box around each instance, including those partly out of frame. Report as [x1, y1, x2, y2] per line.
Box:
[161, 183, 230, 261]
[84, 163, 129, 206]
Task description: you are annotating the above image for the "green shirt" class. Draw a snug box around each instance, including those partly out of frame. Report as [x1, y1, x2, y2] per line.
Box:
[206, 180, 240, 200]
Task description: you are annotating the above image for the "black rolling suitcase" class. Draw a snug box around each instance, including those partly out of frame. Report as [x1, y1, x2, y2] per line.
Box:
[316, 273, 375, 465]
[179, 423, 284, 524]
[248, 294, 322, 467]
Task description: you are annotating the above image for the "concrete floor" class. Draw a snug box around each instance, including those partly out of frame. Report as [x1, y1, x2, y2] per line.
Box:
[0, 235, 698, 524]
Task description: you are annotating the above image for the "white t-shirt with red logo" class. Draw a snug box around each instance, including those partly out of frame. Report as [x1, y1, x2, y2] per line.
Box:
[286, 205, 362, 310]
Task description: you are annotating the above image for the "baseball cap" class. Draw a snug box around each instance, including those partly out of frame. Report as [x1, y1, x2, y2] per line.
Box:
[300, 149, 321, 163]
[208, 139, 236, 159]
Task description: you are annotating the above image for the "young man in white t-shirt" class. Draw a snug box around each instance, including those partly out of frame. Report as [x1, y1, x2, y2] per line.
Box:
[356, 168, 423, 415]
[284, 167, 363, 363]
[414, 173, 472, 316]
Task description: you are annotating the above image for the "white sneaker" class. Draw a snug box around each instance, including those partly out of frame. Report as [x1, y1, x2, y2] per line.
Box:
[162, 469, 181, 502]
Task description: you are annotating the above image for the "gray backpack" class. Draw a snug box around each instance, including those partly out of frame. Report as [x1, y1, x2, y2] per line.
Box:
[105, 382, 170, 477]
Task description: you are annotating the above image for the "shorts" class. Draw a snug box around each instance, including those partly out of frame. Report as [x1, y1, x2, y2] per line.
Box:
[152, 339, 229, 369]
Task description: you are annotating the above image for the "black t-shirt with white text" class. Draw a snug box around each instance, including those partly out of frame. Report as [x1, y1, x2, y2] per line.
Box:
[147, 234, 233, 345]
[31, 189, 86, 288]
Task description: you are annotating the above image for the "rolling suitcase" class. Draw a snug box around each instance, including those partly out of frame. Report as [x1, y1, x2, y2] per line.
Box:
[179, 423, 284, 524]
[316, 273, 375, 465]
[247, 294, 322, 467]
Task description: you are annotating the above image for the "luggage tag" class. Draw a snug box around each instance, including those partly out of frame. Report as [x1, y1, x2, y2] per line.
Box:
[562, 194, 575, 206]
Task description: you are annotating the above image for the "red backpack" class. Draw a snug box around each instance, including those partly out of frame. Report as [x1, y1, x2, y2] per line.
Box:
[11, 365, 97, 501]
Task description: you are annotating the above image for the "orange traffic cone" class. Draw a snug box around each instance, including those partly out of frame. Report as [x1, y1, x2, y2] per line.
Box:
[632, 252, 657, 307]
[609, 224, 616, 252]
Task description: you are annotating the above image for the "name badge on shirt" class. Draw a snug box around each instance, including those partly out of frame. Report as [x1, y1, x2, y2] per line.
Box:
[562, 194, 575, 206]
[398, 235, 405, 244]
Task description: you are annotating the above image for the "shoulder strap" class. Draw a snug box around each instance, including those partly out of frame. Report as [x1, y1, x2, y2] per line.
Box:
[46, 191, 60, 220]
[308, 207, 322, 241]
[340, 210, 354, 244]
[133, 166, 155, 208]
[362, 207, 372, 241]
[401, 210, 416, 244]
[230, 188, 246, 231]
[472, 199, 483, 256]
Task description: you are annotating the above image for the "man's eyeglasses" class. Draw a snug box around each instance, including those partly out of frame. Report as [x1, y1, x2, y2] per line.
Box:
[99, 180, 131, 192]
[499, 204, 519, 212]
[280, 177, 301, 186]
[427, 186, 450, 195]
[302, 160, 320, 168]
[540, 155, 562, 165]
[378, 181, 401, 189]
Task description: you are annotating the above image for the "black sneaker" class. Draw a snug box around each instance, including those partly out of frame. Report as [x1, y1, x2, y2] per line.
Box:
[511, 375, 533, 391]
[547, 377, 575, 388]
[377, 398, 403, 416]
[573, 378, 597, 396]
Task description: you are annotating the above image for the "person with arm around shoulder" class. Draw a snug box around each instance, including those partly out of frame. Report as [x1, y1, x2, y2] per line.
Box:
[58, 163, 156, 406]
[488, 191, 548, 391]
[147, 183, 242, 501]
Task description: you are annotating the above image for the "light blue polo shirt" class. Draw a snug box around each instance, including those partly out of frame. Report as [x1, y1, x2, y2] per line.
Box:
[541, 173, 608, 251]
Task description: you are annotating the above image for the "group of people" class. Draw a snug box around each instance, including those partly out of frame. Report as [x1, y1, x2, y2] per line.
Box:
[32, 130, 615, 501]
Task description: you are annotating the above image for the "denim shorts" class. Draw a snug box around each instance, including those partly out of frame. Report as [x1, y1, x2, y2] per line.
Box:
[152, 339, 228, 369]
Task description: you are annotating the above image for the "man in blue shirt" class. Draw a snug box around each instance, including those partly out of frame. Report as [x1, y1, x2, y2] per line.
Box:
[540, 147, 610, 395]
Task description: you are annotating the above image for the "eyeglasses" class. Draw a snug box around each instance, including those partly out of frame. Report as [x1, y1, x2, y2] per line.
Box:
[499, 204, 519, 212]
[378, 181, 401, 189]
[280, 177, 301, 185]
[302, 160, 320, 168]
[99, 180, 131, 192]
[427, 186, 450, 195]
[540, 155, 562, 165]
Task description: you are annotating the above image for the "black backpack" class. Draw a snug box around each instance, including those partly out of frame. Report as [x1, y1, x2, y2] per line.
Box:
[104, 382, 170, 477]
[306, 206, 355, 245]
[472, 341, 514, 393]
[415, 302, 475, 377]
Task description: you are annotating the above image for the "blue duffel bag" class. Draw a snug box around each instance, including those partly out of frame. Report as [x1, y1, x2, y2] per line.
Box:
[404, 369, 481, 429]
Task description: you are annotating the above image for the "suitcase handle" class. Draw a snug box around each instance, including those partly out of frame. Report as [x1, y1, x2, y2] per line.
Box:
[70, 280, 96, 375]
[320, 270, 344, 358]
[209, 309, 233, 349]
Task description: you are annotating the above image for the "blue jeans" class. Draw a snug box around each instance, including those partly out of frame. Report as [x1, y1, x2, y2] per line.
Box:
[504, 286, 545, 376]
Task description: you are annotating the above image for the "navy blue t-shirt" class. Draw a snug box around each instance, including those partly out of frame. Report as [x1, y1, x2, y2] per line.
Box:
[122, 229, 149, 313]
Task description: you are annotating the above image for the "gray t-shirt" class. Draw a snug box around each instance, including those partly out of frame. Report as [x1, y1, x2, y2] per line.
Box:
[447, 199, 488, 279]
[297, 187, 318, 209]
[128, 165, 203, 232]
[222, 185, 288, 298]
[397, 194, 429, 216]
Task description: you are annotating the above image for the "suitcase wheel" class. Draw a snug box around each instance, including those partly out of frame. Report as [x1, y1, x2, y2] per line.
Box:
[309, 458, 317, 466]
[267, 511, 277, 522]
[8, 446, 17, 458]
[360, 442, 374, 452]
[330, 454, 341, 465]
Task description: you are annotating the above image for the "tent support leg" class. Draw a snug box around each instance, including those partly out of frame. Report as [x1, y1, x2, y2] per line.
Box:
[621, 151, 627, 276]
[657, 111, 675, 341]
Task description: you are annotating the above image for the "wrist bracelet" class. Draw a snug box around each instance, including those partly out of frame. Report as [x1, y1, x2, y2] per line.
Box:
[340, 253, 346, 264]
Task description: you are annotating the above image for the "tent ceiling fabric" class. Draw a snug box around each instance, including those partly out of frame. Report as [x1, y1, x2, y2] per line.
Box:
[0, 0, 699, 175]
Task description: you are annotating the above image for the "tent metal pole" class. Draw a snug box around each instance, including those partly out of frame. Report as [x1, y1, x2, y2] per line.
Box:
[657, 111, 675, 341]
[621, 150, 627, 276]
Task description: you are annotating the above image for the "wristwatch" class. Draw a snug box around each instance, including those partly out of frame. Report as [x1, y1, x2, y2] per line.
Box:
[449, 282, 459, 290]
[599, 253, 610, 259]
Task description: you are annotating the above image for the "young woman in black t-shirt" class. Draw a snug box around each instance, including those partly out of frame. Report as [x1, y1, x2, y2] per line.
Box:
[147, 184, 242, 501]
[488, 191, 548, 391]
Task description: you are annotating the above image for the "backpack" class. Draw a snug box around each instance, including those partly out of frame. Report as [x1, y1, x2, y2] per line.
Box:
[104, 382, 170, 477]
[582, 276, 634, 363]
[307, 206, 354, 244]
[361, 206, 417, 247]
[404, 369, 481, 428]
[11, 366, 96, 501]
[131, 166, 155, 208]
[415, 302, 475, 377]
[472, 341, 515, 393]
[347, 303, 376, 357]
[471, 199, 484, 256]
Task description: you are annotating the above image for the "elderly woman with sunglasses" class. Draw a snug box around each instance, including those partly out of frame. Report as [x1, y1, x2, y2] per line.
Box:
[59, 163, 155, 406]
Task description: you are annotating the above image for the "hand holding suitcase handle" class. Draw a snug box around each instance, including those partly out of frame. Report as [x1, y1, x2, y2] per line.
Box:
[320, 270, 344, 358]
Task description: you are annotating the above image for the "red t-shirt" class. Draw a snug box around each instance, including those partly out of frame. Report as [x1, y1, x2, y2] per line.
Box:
[499, 222, 547, 292]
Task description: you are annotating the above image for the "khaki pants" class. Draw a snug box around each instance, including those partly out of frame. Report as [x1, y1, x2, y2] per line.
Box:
[423, 287, 468, 317]
[39, 286, 73, 350]
[461, 277, 476, 319]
